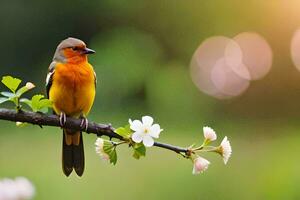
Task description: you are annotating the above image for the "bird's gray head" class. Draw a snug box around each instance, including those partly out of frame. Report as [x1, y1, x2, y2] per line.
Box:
[53, 37, 95, 62]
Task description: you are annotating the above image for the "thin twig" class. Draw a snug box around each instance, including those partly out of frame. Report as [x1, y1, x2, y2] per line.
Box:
[0, 108, 189, 154]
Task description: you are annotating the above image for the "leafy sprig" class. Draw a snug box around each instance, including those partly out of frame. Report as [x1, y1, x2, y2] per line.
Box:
[96, 117, 232, 175]
[0, 76, 52, 113]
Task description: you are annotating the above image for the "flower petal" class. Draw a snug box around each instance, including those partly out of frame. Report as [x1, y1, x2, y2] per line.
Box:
[203, 126, 217, 141]
[142, 116, 153, 126]
[220, 136, 232, 164]
[143, 135, 154, 147]
[192, 165, 199, 175]
[192, 157, 210, 175]
[132, 132, 144, 143]
[149, 124, 162, 138]
[129, 119, 143, 132]
[95, 138, 104, 148]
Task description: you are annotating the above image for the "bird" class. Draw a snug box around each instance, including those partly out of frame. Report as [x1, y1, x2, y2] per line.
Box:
[46, 37, 96, 177]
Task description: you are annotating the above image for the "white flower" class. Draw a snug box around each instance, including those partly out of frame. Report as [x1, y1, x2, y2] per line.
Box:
[0, 179, 18, 200]
[14, 177, 35, 200]
[0, 177, 35, 200]
[129, 116, 163, 147]
[95, 138, 110, 161]
[25, 82, 35, 90]
[203, 126, 217, 141]
[192, 157, 210, 175]
[219, 136, 232, 164]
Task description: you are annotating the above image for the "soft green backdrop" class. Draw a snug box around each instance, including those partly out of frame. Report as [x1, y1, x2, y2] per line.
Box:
[0, 1, 300, 199]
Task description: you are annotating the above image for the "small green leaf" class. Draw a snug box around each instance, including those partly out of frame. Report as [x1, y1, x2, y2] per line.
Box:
[21, 95, 52, 113]
[1, 92, 15, 98]
[132, 143, 146, 160]
[16, 86, 29, 97]
[0, 97, 8, 104]
[133, 151, 141, 159]
[20, 98, 32, 107]
[39, 107, 49, 113]
[103, 140, 114, 153]
[115, 124, 132, 139]
[38, 99, 52, 108]
[103, 140, 118, 165]
[1, 76, 22, 93]
[16, 82, 35, 97]
[31, 94, 44, 112]
[1, 92, 18, 106]
[109, 149, 118, 165]
[124, 124, 132, 133]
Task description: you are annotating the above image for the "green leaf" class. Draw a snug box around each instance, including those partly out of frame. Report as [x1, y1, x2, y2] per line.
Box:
[39, 107, 49, 113]
[20, 95, 52, 113]
[1, 92, 15, 98]
[1, 92, 18, 106]
[103, 140, 114, 153]
[132, 143, 146, 160]
[109, 149, 118, 165]
[16, 86, 29, 97]
[124, 124, 132, 134]
[0, 97, 8, 104]
[20, 98, 32, 107]
[115, 124, 132, 139]
[103, 140, 118, 165]
[31, 94, 44, 112]
[1, 76, 21, 93]
[38, 99, 52, 108]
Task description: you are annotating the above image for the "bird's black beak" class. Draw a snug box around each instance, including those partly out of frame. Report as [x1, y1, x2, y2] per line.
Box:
[82, 47, 96, 55]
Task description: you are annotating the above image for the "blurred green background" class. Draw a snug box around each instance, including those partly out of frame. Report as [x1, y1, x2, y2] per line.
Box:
[1, 0, 300, 199]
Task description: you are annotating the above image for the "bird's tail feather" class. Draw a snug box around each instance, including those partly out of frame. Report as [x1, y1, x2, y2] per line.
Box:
[62, 130, 85, 177]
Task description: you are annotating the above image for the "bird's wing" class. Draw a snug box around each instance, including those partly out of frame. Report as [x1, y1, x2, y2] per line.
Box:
[94, 71, 97, 89]
[46, 61, 56, 98]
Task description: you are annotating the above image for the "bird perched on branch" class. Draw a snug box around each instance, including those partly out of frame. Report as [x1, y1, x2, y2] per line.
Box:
[46, 37, 96, 177]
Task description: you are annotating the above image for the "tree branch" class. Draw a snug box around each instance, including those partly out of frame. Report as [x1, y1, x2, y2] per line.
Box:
[0, 108, 189, 154]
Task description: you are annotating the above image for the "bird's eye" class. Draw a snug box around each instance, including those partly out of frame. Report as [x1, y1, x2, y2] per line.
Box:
[72, 47, 78, 51]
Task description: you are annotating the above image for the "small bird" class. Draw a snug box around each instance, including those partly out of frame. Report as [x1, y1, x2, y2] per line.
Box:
[46, 37, 96, 177]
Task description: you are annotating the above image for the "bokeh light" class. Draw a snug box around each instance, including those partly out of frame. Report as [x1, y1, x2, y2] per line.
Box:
[191, 32, 273, 99]
[233, 32, 273, 80]
[224, 40, 251, 80]
[190, 36, 250, 99]
[211, 58, 250, 97]
[291, 28, 300, 71]
[190, 36, 233, 99]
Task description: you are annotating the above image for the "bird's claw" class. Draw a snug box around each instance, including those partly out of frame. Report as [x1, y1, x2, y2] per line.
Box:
[59, 112, 67, 128]
[80, 117, 89, 132]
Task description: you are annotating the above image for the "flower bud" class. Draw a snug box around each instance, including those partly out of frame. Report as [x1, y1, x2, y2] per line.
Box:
[192, 156, 210, 174]
[25, 82, 35, 90]
[203, 126, 217, 142]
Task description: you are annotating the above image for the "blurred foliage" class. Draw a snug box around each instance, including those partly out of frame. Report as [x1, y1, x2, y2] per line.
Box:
[1, 1, 300, 199]
[1, 0, 300, 120]
[90, 27, 164, 112]
[0, 124, 300, 200]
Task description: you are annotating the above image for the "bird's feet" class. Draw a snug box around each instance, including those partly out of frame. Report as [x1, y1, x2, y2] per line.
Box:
[80, 116, 89, 132]
[59, 112, 67, 128]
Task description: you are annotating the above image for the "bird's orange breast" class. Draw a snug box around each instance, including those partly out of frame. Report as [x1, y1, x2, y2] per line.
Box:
[49, 62, 96, 117]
